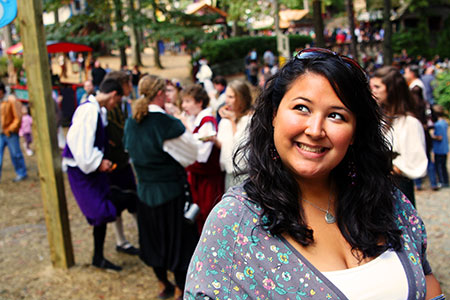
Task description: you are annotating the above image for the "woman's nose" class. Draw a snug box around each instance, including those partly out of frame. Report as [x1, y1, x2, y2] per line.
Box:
[304, 115, 325, 138]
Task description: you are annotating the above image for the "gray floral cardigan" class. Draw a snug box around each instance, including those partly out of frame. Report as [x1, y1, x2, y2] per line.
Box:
[185, 185, 431, 300]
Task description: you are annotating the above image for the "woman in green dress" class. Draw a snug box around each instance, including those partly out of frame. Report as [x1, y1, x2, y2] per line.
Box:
[124, 75, 199, 299]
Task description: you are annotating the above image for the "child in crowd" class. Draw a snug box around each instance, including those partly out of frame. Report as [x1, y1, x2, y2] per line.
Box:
[432, 104, 449, 187]
[19, 105, 33, 156]
[165, 79, 182, 116]
[180, 84, 224, 232]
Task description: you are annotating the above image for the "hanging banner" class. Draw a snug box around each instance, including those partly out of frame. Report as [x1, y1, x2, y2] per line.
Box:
[0, 0, 17, 28]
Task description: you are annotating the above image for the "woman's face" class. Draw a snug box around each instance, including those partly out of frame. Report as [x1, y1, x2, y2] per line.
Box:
[370, 77, 387, 105]
[181, 95, 203, 117]
[225, 87, 238, 112]
[122, 80, 132, 98]
[272, 73, 356, 182]
[165, 84, 177, 104]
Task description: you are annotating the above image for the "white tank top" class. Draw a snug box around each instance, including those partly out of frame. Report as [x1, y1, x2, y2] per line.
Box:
[322, 250, 409, 300]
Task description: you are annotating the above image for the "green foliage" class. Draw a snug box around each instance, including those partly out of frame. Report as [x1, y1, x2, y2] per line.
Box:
[0, 56, 24, 77]
[200, 35, 312, 65]
[45, 0, 119, 51]
[434, 71, 450, 113]
[43, 0, 215, 55]
[435, 18, 450, 59]
[392, 21, 431, 58]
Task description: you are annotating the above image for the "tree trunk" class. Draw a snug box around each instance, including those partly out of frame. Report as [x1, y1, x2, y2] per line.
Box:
[346, 0, 358, 60]
[382, 0, 393, 65]
[113, 0, 127, 67]
[312, 0, 325, 48]
[230, 19, 244, 37]
[4, 24, 15, 84]
[128, 0, 143, 67]
[153, 42, 163, 69]
[54, 7, 59, 24]
[231, 20, 238, 37]
[136, 0, 145, 53]
[274, 0, 280, 35]
[150, 0, 163, 69]
[303, 0, 309, 10]
[2, 24, 13, 54]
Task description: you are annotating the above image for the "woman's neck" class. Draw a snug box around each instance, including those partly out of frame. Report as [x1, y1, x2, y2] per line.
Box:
[297, 177, 334, 208]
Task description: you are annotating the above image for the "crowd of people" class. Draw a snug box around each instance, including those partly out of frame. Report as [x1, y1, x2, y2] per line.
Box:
[0, 46, 448, 299]
[58, 57, 261, 299]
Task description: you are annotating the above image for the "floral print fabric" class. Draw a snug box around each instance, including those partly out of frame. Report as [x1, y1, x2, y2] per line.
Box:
[185, 186, 430, 299]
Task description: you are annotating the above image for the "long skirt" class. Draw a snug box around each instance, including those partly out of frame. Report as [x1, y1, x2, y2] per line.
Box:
[108, 164, 138, 214]
[137, 195, 199, 272]
[189, 172, 224, 233]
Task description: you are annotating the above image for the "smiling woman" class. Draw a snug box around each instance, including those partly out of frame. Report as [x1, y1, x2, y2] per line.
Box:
[184, 49, 444, 299]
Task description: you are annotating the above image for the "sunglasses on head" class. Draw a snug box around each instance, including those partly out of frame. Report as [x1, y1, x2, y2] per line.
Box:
[295, 47, 364, 73]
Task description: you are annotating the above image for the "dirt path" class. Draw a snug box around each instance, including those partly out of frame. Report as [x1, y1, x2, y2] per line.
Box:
[55, 48, 194, 86]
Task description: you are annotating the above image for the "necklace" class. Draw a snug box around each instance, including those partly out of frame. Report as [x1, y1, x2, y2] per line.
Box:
[302, 195, 336, 224]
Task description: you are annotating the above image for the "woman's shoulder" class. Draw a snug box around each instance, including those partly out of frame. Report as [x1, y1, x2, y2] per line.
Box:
[392, 188, 426, 237]
[392, 114, 423, 131]
[212, 184, 264, 220]
[202, 185, 263, 234]
[403, 114, 423, 127]
[239, 113, 252, 123]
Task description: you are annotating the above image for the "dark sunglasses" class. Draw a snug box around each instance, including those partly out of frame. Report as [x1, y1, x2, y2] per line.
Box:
[295, 47, 364, 73]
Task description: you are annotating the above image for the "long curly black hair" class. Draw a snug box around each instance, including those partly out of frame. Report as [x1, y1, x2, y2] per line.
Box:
[238, 53, 402, 259]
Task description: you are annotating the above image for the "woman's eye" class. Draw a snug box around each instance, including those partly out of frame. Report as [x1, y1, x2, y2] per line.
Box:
[294, 105, 309, 112]
[329, 112, 345, 121]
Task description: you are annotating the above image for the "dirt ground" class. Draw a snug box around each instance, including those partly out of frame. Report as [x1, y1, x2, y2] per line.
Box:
[56, 48, 194, 86]
[1, 50, 191, 300]
[1, 50, 449, 299]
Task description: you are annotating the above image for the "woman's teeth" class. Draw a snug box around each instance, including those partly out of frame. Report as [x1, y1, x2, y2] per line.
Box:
[297, 143, 326, 153]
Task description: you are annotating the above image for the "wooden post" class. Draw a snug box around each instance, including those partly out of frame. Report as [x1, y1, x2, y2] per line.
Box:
[17, 0, 74, 268]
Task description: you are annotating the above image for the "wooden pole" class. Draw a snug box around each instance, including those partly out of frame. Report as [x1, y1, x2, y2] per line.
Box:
[17, 0, 74, 268]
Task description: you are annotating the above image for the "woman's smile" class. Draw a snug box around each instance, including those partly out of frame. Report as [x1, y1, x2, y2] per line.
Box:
[296, 142, 328, 154]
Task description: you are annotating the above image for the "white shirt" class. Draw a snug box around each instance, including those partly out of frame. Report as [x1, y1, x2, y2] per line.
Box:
[217, 114, 251, 174]
[409, 78, 427, 102]
[62, 95, 107, 174]
[148, 104, 198, 168]
[387, 115, 428, 179]
[323, 250, 409, 300]
[185, 107, 216, 163]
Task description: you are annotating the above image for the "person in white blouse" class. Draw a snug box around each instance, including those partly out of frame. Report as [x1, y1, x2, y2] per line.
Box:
[370, 66, 428, 206]
[210, 80, 253, 191]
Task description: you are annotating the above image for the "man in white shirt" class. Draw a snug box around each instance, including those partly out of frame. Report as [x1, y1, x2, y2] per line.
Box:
[62, 78, 130, 271]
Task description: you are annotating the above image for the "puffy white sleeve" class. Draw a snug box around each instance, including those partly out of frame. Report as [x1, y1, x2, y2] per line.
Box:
[163, 130, 199, 167]
[194, 121, 216, 163]
[392, 116, 428, 179]
[66, 104, 104, 174]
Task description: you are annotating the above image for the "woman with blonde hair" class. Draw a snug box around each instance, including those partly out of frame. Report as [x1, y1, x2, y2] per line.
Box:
[124, 75, 199, 299]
